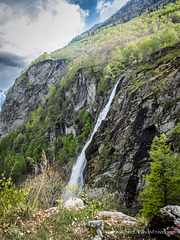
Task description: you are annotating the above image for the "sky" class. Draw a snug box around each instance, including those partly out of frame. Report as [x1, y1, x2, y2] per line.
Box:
[0, 0, 128, 91]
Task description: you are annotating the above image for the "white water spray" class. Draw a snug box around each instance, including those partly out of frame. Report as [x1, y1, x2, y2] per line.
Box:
[67, 78, 121, 190]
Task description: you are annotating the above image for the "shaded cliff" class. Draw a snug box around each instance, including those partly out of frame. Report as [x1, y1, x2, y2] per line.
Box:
[85, 43, 180, 214]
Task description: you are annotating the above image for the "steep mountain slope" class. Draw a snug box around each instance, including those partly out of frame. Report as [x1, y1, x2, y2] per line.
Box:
[0, 0, 179, 213]
[74, 0, 176, 40]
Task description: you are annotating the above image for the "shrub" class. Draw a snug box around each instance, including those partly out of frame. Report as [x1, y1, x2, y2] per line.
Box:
[0, 173, 29, 218]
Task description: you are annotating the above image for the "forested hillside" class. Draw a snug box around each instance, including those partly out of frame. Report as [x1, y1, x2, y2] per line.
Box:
[0, 0, 179, 218]
[78, 0, 178, 37]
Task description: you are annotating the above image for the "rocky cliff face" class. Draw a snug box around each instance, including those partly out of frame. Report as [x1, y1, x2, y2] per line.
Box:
[0, 43, 179, 214]
[0, 59, 66, 139]
[85, 43, 180, 214]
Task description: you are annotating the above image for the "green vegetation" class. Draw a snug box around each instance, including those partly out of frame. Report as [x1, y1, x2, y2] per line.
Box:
[0, 86, 94, 181]
[98, 65, 115, 93]
[170, 121, 180, 151]
[27, 82, 34, 90]
[0, 173, 29, 219]
[19, 0, 180, 90]
[156, 48, 180, 64]
[30, 52, 52, 66]
[139, 134, 180, 218]
[18, 73, 27, 83]
[76, 109, 94, 143]
[57, 133, 79, 164]
[0, 3, 180, 238]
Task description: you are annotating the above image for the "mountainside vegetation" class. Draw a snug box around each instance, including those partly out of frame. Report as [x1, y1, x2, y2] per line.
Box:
[77, 0, 179, 37]
[31, 0, 180, 77]
[0, 0, 180, 238]
[1, 0, 179, 180]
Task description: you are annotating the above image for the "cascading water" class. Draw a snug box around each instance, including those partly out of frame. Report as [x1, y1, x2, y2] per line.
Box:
[67, 77, 122, 191]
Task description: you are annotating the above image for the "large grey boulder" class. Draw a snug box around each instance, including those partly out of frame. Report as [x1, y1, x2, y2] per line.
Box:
[144, 205, 180, 239]
[98, 211, 139, 225]
[63, 197, 84, 209]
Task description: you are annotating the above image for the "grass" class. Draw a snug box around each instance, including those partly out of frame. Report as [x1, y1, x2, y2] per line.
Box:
[0, 207, 148, 240]
[0, 208, 93, 240]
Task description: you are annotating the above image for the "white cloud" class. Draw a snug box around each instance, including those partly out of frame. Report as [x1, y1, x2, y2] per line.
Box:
[97, 0, 128, 22]
[0, 0, 88, 90]
[0, 0, 88, 63]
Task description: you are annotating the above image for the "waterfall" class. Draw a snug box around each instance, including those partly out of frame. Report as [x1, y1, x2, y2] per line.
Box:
[67, 77, 122, 190]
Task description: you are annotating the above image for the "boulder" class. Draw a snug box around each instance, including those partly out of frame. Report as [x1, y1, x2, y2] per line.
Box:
[98, 211, 139, 225]
[144, 205, 180, 239]
[63, 197, 84, 209]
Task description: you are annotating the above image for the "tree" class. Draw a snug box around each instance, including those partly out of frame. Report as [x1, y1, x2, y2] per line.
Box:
[98, 65, 115, 92]
[139, 134, 180, 217]
[160, 28, 179, 46]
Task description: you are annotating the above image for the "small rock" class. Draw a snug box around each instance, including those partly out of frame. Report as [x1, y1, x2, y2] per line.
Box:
[87, 220, 104, 239]
[93, 236, 102, 240]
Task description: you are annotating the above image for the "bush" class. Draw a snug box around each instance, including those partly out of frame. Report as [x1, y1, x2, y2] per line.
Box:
[4, 153, 27, 181]
[0, 173, 29, 218]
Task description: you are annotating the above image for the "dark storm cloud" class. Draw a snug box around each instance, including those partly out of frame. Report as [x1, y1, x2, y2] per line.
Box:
[0, 0, 51, 24]
[0, 52, 26, 68]
[0, 63, 23, 90]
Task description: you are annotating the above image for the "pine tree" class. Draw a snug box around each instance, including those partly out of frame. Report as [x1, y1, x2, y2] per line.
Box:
[139, 134, 180, 217]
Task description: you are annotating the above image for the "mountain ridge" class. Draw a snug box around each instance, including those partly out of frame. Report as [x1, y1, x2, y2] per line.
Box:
[71, 0, 176, 44]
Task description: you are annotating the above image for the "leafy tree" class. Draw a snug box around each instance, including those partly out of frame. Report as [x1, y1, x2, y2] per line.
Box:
[122, 43, 139, 65]
[49, 84, 56, 100]
[160, 28, 179, 46]
[76, 109, 94, 142]
[30, 106, 42, 133]
[110, 47, 125, 77]
[26, 121, 31, 133]
[59, 133, 78, 164]
[98, 65, 115, 92]
[170, 121, 180, 152]
[13, 133, 26, 151]
[4, 153, 27, 181]
[139, 134, 180, 217]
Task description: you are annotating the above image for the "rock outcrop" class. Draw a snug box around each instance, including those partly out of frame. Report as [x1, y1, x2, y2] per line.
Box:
[86, 211, 140, 239]
[144, 205, 180, 239]
[0, 59, 66, 138]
